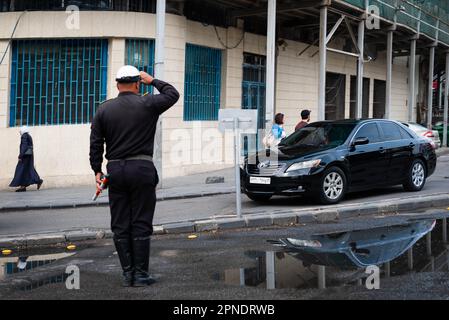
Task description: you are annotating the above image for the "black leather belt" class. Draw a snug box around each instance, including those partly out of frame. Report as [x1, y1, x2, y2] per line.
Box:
[109, 155, 153, 164]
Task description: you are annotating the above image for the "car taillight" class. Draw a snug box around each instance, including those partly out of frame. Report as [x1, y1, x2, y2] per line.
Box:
[423, 131, 434, 138]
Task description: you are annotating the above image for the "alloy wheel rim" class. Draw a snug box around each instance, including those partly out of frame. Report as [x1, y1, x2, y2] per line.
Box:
[323, 172, 344, 200]
[412, 163, 425, 188]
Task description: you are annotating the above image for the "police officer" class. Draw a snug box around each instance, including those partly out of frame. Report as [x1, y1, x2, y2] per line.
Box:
[90, 66, 179, 287]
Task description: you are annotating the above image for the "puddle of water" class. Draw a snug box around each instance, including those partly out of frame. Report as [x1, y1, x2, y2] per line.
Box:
[215, 219, 449, 291]
[0, 251, 77, 291]
[19, 274, 69, 292]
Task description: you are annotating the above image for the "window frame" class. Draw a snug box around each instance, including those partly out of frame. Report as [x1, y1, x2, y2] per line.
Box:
[183, 43, 222, 122]
[9, 39, 108, 127]
[353, 122, 383, 144]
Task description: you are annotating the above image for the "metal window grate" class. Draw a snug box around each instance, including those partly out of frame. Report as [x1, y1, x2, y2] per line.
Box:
[125, 39, 155, 96]
[242, 53, 266, 128]
[9, 39, 108, 127]
[0, 0, 156, 12]
[184, 44, 222, 121]
[242, 53, 266, 154]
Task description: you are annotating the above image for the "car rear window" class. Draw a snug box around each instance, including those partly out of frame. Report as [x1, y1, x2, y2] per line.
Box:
[399, 126, 414, 139]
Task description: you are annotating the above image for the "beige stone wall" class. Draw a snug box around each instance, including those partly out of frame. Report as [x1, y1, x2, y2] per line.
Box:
[0, 40, 10, 129]
[0, 11, 411, 189]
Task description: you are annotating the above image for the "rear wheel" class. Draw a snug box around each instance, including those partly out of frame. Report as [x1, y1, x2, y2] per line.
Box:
[403, 159, 427, 192]
[246, 193, 272, 203]
[317, 167, 347, 205]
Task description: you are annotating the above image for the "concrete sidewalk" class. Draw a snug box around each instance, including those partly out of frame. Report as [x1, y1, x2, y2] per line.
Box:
[0, 168, 235, 212]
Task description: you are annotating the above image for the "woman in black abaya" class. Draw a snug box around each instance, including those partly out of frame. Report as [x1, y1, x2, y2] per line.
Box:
[10, 126, 44, 192]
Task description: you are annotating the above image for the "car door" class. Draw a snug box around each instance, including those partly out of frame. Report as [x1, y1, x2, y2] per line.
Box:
[346, 122, 388, 190]
[379, 122, 414, 184]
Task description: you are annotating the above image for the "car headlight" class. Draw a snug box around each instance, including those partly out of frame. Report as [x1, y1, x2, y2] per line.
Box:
[286, 159, 321, 173]
[286, 239, 322, 248]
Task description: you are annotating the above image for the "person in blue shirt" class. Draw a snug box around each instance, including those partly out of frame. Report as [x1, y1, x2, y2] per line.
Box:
[272, 113, 287, 141]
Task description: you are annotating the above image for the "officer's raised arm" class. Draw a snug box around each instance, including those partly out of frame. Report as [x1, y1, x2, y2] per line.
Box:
[140, 71, 180, 114]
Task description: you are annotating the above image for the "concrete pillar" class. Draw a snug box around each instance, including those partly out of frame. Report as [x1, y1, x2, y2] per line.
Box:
[318, 265, 326, 289]
[443, 218, 448, 243]
[427, 233, 432, 257]
[154, 0, 166, 183]
[107, 39, 126, 100]
[0, 40, 11, 128]
[265, 0, 276, 125]
[155, 0, 166, 81]
[266, 251, 276, 290]
[408, 247, 414, 270]
[318, 5, 328, 121]
[386, 30, 394, 119]
[409, 38, 417, 122]
[385, 262, 391, 278]
[356, 20, 365, 119]
[428, 46, 436, 129]
[444, 51, 449, 147]
[369, 77, 374, 118]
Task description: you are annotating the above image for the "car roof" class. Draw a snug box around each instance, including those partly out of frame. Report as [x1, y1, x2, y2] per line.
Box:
[312, 119, 398, 125]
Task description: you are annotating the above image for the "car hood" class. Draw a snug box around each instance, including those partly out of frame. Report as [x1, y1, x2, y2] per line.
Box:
[248, 144, 336, 163]
[273, 220, 436, 269]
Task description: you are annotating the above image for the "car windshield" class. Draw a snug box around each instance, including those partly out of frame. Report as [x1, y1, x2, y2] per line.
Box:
[280, 123, 356, 148]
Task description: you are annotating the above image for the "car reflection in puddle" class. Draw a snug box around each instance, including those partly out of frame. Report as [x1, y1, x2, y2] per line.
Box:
[216, 219, 449, 291]
[0, 252, 76, 291]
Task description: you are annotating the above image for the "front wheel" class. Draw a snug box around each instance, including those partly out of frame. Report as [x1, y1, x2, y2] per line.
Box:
[246, 193, 272, 203]
[403, 159, 427, 192]
[317, 167, 347, 205]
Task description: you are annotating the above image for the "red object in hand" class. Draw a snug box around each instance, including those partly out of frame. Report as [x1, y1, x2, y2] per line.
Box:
[92, 175, 110, 201]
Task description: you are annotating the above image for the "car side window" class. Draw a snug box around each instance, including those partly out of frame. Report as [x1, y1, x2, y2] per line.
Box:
[380, 122, 403, 141]
[355, 123, 381, 144]
[399, 126, 414, 139]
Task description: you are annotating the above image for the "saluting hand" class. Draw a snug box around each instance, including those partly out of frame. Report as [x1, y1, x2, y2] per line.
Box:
[140, 71, 154, 86]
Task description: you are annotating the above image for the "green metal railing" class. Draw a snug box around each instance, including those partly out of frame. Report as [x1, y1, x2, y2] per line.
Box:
[10, 39, 108, 127]
[342, 0, 449, 45]
[125, 39, 155, 95]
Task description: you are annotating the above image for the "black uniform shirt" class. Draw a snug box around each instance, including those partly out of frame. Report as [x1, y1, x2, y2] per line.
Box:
[89, 79, 180, 174]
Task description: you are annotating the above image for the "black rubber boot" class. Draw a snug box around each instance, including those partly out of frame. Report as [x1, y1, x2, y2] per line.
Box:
[132, 237, 156, 287]
[113, 237, 134, 287]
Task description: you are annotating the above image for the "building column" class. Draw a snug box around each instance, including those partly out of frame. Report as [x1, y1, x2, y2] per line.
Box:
[265, 0, 276, 125]
[356, 19, 365, 119]
[444, 50, 449, 147]
[386, 30, 394, 119]
[0, 40, 11, 128]
[318, 5, 328, 121]
[409, 38, 417, 122]
[107, 38, 126, 100]
[428, 46, 436, 129]
[154, 0, 166, 183]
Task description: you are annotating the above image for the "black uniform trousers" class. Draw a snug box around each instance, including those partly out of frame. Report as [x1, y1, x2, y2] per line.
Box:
[107, 160, 159, 240]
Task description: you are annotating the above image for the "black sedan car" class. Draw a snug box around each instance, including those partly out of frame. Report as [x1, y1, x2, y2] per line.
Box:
[241, 120, 437, 205]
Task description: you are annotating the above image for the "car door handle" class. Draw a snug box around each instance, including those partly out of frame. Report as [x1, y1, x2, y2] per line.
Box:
[379, 148, 387, 154]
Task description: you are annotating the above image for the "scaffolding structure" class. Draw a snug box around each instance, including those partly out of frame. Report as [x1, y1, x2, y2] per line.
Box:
[342, 0, 449, 45]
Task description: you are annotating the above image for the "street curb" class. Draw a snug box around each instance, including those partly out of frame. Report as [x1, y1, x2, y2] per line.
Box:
[436, 148, 449, 157]
[0, 188, 235, 213]
[1, 193, 448, 249]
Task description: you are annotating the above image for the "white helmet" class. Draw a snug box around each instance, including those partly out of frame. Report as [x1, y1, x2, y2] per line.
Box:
[116, 65, 141, 83]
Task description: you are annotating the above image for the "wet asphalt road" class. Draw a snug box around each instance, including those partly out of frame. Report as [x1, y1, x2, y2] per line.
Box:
[1, 212, 449, 300]
[0, 155, 448, 236]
